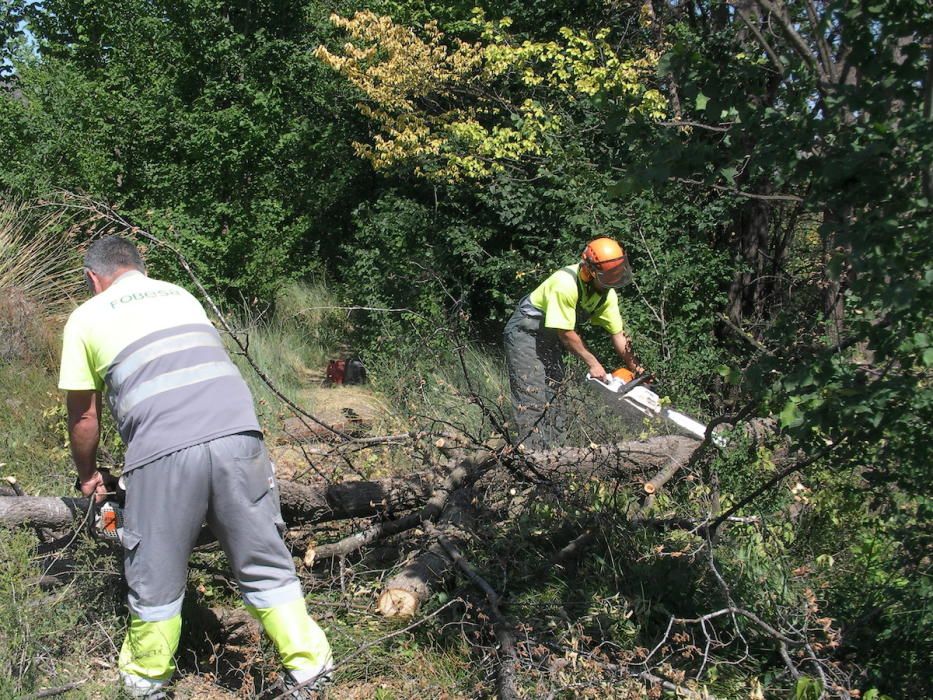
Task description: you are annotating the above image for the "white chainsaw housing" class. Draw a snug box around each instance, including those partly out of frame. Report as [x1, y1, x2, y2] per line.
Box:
[587, 374, 725, 446]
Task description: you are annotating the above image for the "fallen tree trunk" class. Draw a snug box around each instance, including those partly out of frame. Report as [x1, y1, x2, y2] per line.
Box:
[0, 474, 435, 531]
[0, 496, 91, 529]
[1, 437, 702, 533]
[521, 435, 699, 479]
[376, 488, 477, 618]
[278, 474, 433, 524]
[310, 457, 487, 562]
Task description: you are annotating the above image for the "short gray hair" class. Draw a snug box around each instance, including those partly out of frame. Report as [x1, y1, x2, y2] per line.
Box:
[84, 236, 146, 277]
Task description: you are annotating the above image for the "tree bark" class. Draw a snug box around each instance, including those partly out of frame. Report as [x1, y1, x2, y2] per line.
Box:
[278, 474, 433, 524]
[0, 475, 436, 530]
[376, 489, 477, 618]
[0, 496, 90, 529]
[521, 435, 699, 480]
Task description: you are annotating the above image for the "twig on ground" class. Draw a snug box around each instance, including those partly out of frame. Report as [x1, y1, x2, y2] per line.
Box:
[426, 522, 521, 700]
[19, 679, 88, 699]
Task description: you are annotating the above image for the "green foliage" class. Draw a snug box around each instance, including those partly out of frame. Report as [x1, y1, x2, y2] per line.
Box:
[795, 677, 823, 700]
[0, 364, 72, 493]
[2, 0, 372, 299]
[1, 0, 931, 695]
[606, 190, 734, 414]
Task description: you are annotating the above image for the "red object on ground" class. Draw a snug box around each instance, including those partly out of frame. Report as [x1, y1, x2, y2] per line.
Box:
[326, 359, 346, 385]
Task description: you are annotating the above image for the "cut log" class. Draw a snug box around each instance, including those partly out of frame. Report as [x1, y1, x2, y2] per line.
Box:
[0, 496, 90, 529]
[642, 443, 694, 495]
[375, 542, 451, 618]
[3, 476, 25, 496]
[376, 489, 477, 618]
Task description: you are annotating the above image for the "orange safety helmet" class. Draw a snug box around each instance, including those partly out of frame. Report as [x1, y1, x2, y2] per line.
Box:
[580, 237, 632, 289]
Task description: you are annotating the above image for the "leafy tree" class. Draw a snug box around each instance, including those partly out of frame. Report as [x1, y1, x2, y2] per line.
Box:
[314, 9, 665, 180]
[2, 0, 374, 297]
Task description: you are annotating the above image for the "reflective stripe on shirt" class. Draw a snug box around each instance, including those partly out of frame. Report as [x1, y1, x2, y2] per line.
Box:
[117, 360, 242, 417]
[110, 331, 224, 391]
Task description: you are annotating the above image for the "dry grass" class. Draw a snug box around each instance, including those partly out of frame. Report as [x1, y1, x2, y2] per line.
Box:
[0, 198, 84, 366]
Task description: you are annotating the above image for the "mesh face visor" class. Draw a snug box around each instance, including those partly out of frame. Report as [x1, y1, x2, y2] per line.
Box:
[593, 256, 632, 288]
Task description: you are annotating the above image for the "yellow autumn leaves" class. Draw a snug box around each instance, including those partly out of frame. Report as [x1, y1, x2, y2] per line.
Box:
[313, 10, 667, 181]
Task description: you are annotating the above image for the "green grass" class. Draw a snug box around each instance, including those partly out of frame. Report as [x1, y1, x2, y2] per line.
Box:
[1, 267, 872, 699]
[0, 363, 73, 495]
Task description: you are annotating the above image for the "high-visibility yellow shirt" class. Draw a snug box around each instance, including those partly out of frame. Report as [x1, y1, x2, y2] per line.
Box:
[527, 263, 625, 334]
[59, 270, 260, 470]
[59, 271, 212, 391]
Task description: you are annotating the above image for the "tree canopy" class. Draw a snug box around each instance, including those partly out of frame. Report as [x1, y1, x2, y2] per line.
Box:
[1, 0, 930, 696]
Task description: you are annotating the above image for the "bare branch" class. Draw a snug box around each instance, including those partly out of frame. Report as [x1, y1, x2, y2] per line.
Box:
[675, 177, 804, 202]
[755, 0, 830, 85]
[427, 522, 521, 699]
[731, 1, 786, 76]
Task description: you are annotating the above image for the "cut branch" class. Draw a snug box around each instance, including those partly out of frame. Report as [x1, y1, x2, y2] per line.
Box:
[427, 521, 520, 700]
[377, 488, 478, 618]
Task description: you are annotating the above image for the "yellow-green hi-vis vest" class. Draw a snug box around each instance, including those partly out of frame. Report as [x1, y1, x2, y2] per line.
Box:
[525, 263, 625, 334]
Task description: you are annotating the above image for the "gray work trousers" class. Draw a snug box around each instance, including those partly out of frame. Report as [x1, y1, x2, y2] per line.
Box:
[121, 432, 300, 621]
[503, 305, 565, 449]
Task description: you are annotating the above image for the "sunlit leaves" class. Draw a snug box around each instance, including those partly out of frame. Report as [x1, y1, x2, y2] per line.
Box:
[313, 10, 666, 181]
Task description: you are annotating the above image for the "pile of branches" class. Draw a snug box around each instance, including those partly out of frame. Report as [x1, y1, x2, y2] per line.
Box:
[1, 194, 856, 699]
[1, 420, 851, 699]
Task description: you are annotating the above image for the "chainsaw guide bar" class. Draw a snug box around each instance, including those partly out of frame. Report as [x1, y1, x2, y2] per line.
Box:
[586, 373, 726, 447]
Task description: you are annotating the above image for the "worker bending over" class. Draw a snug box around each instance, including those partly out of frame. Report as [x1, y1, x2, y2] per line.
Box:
[59, 237, 332, 698]
[504, 237, 643, 449]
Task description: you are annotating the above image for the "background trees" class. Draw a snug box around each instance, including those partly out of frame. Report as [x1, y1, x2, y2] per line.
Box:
[1, 0, 930, 696]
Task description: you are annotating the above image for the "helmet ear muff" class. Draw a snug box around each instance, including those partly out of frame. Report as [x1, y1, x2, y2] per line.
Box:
[581, 238, 631, 288]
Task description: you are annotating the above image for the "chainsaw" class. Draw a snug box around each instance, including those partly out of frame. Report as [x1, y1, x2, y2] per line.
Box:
[587, 368, 726, 447]
[93, 468, 126, 544]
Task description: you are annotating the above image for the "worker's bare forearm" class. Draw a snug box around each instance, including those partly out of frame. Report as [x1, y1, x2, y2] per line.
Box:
[557, 330, 605, 376]
[611, 332, 643, 374]
[69, 417, 100, 480]
[66, 391, 101, 481]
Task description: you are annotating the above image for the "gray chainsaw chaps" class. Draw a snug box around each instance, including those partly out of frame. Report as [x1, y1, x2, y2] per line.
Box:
[503, 305, 566, 450]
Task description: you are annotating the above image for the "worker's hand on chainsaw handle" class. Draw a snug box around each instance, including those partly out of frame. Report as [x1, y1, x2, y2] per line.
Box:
[79, 470, 111, 504]
[557, 330, 609, 380]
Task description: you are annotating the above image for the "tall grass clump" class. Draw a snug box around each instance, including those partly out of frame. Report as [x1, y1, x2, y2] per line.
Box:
[227, 279, 352, 418]
[0, 199, 126, 696]
[369, 333, 511, 441]
[0, 198, 84, 368]
[364, 317, 648, 448]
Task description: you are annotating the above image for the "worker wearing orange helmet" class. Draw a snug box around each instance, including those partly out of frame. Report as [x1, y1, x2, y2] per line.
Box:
[503, 237, 644, 449]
